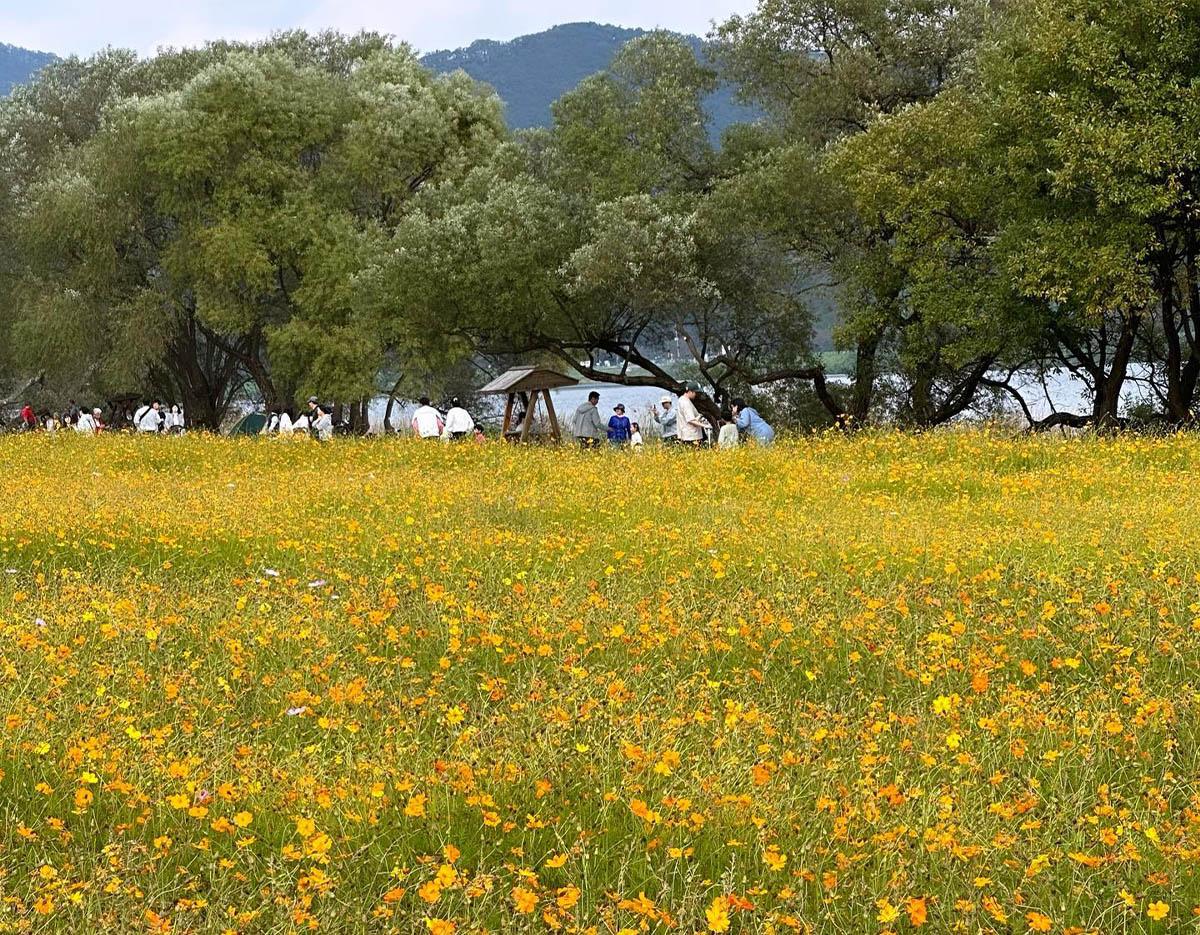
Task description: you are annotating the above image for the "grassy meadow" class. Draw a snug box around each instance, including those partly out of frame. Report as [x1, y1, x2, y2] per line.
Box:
[1, 430, 1199, 933]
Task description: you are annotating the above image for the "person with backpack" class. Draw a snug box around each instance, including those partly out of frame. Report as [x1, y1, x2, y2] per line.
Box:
[134, 400, 163, 433]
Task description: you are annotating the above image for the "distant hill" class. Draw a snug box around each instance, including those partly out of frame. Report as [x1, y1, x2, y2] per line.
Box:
[2, 24, 753, 133]
[0, 42, 55, 96]
[421, 22, 755, 134]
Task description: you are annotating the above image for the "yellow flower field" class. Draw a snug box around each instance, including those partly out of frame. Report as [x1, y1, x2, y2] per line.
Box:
[1, 430, 1198, 933]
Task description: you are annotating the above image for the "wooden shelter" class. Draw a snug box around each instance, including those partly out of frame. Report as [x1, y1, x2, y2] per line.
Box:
[480, 367, 579, 443]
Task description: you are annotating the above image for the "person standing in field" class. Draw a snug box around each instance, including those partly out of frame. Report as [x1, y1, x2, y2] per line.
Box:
[607, 404, 632, 446]
[443, 398, 474, 440]
[675, 383, 708, 448]
[572, 391, 605, 448]
[411, 397, 445, 440]
[19, 403, 36, 432]
[135, 400, 163, 433]
[164, 404, 185, 433]
[630, 421, 644, 449]
[732, 398, 775, 445]
[311, 405, 333, 441]
[650, 395, 677, 444]
[305, 396, 332, 440]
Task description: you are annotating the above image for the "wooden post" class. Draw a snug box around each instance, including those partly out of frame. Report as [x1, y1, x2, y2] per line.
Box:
[543, 389, 561, 443]
[520, 392, 536, 442]
[502, 394, 514, 437]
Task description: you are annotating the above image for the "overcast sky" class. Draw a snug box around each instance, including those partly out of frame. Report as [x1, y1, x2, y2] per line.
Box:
[1, 0, 755, 58]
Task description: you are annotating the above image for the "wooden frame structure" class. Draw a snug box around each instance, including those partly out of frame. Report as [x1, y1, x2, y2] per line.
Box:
[479, 367, 579, 443]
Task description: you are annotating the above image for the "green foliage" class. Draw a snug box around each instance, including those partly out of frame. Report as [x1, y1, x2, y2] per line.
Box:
[421, 22, 755, 134]
[388, 32, 819, 406]
[1, 33, 505, 422]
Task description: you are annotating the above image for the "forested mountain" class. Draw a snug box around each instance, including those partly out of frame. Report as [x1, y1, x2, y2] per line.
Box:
[3, 25, 750, 133]
[0, 42, 55, 95]
[423, 23, 754, 132]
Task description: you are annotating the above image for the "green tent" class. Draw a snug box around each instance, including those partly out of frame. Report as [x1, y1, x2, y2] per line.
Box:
[228, 413, 267, 436]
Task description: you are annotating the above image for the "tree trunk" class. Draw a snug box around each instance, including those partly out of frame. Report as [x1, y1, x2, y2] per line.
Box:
[382, 375, 404, 433]
[356, 396, 371, 435]
[1092, 312, 1139, 426]
[849, 331, 880, 423]
[1158, 241, 1191, 422]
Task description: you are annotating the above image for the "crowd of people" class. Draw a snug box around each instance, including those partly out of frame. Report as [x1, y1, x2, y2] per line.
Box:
[7, 385, 775, 447]
[569, 382, 774, 449]
[6, 399, 186, 434]
[263, 396, 336, 439]
[259, 395, 487, 443]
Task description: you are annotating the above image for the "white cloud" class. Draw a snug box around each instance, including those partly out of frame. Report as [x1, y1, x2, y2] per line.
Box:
[1, 0, 755, 58]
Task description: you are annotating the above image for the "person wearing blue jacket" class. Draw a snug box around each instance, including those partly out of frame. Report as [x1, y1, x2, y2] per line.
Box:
[607, 404, 633, 445]
[731, 398, 775, 444]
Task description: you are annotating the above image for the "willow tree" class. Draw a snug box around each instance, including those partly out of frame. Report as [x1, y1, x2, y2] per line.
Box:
[6, 33, 505, 427]
[358, 31, 820, 425]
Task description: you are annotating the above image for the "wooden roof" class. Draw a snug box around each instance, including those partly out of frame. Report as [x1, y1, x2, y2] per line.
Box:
[479, 367, 579, 394]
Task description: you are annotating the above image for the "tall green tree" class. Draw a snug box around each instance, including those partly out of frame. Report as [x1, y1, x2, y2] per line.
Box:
[370, 31, 822, 421]
[976, 0, 1200, 424]
[834, 0, 1200, 426]
[4, 34, 504, 426]
[709, 0, 991, 424]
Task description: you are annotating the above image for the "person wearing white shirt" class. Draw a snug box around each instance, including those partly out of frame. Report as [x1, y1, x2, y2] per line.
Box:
[675, 383, 708, 446]
[164, 405, 185, 432]
[291, 413, 310, 434]
[411, 397, 445, 439]
[313, 411, 333, 441]
[75, 409, 101, 434]
[278, 411, 294, 436]
[134, 400, 163, 433]
[443, 398, 474, 440]
[718, 419, 739, 448]
[304, 396, 333, 440]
